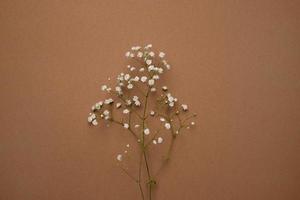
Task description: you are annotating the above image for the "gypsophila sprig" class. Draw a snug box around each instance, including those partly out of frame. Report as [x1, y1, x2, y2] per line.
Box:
[87, 44, 196, 200]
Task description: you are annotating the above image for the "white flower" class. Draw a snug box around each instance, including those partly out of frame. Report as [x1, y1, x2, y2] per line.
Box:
[157, 137, 163, 143]
[132, 76, 139, 81]
[169, 102, 174, 107]
[148, 79, 155, 86]
[101, 85, 108, 91]
[164, 123, 171, 129]
[123, 109, 130, 114]
[134, 100, 141, 106]
[127, 83, 133, 89]
[153, 75, 159, 80]
[148, 51, 155, 57]
[181, 104, 188, 111]
[162, 86, 168, 91]
[158, 68, 164, 74]
[130, 67, 136, 71]
[150, 87, 156, 92]
[150, 111, 155, 116]
[131, 46, 140, 51]
[133, 96, 139, 101]
[148, 65, 155, 71]
[116, 102, 122, 108]
[104, 98, 114, 104]
[88, 113, 96, 123]
[126, 144, 130, 148]
[145, 44, 152, 49]
[103, 110, 110, 116]
[124, 74, 130, 81]
[191, 121, 195, 126]
[141, 76, 147, 82]
[159, 52, 165, 58]
[160, 118, 165, 122]
[166, 64, 171, 70]
[137, 51, 143, 58]
[146, 60, 152, 65]
[115, 86, 122, 92]
[125, 51, 130, 57]
[139, 68, 145, 72]
[144, 128, 150, 135]
[123, 123, 129, 129]
[130, 53, 134, 58]
[92, 120, 98, 126]
[117, 154, 123, 161]
[153, 140, 157, 145]
[126, 99, 132, 106]
[127, 65, 131, 69]
[95, 102, 102, 110]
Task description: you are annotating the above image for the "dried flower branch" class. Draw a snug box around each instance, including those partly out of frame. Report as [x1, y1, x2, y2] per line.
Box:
[87, 44, 196, 200]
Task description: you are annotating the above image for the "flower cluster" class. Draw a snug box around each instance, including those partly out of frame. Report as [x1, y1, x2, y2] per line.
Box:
[87, 44, 196, 200]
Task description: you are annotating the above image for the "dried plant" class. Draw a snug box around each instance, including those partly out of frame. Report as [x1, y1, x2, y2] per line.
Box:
[87, 44, 196, 200]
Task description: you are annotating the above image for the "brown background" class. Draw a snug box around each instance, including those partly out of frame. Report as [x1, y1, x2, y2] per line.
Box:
[0, 0, 299, 199]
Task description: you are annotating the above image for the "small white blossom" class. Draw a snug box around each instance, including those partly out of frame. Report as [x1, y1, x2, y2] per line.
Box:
[148, 79, 155, 86]
[130, 67, 136, 71]
[159, 52, 165, 58]
[158, 68, 164, 73]
[116, 102, 122, 108]
[141, 76, 147, 82]
[153, 140, 157, 145]
[126, 99, 132, 106]
[125, 51, 130, 57]
[160, 118, 165, 122]
[115, 86, 122, 92]
[123, 109, 130, 114]
[148, 51, 155, 57]
[123, 123, 129, 129]
[130, 53, 134, 58]
[146, 60, 152, 65]
[134, 100, 141, 106]
[150, 87, 156, 92]
[164, 123, 171, 130]
[162, 86, 168, 91]
[157, 137, 163, 143]
[117, 154, 123, 161]
[101, 85, 108, 91]
[88, 113, 96, 123]
[153, 75, 160, 80]
[144, 128, 150, 135]
[126, 144, 130, 148]
[191, 121, 195, 126]
[133, 96, 139, 101]
[92, 120, 98, 126]
[104, 98, 114, 104]
[127, 83, 133, 89]
[139, 68, 145, 72]
[132, 76, 139, 81]
[150, 111, 155, 116]
[137, 51, 143, 57]
[181, 104, 188, 111]
[124, 74, 130, 81]
[148, 65, 154, 71]
[145, 44, 152, 49]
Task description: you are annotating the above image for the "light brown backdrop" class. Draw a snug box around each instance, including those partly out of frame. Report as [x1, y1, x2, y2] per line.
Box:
[0, 0, 299, 199]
